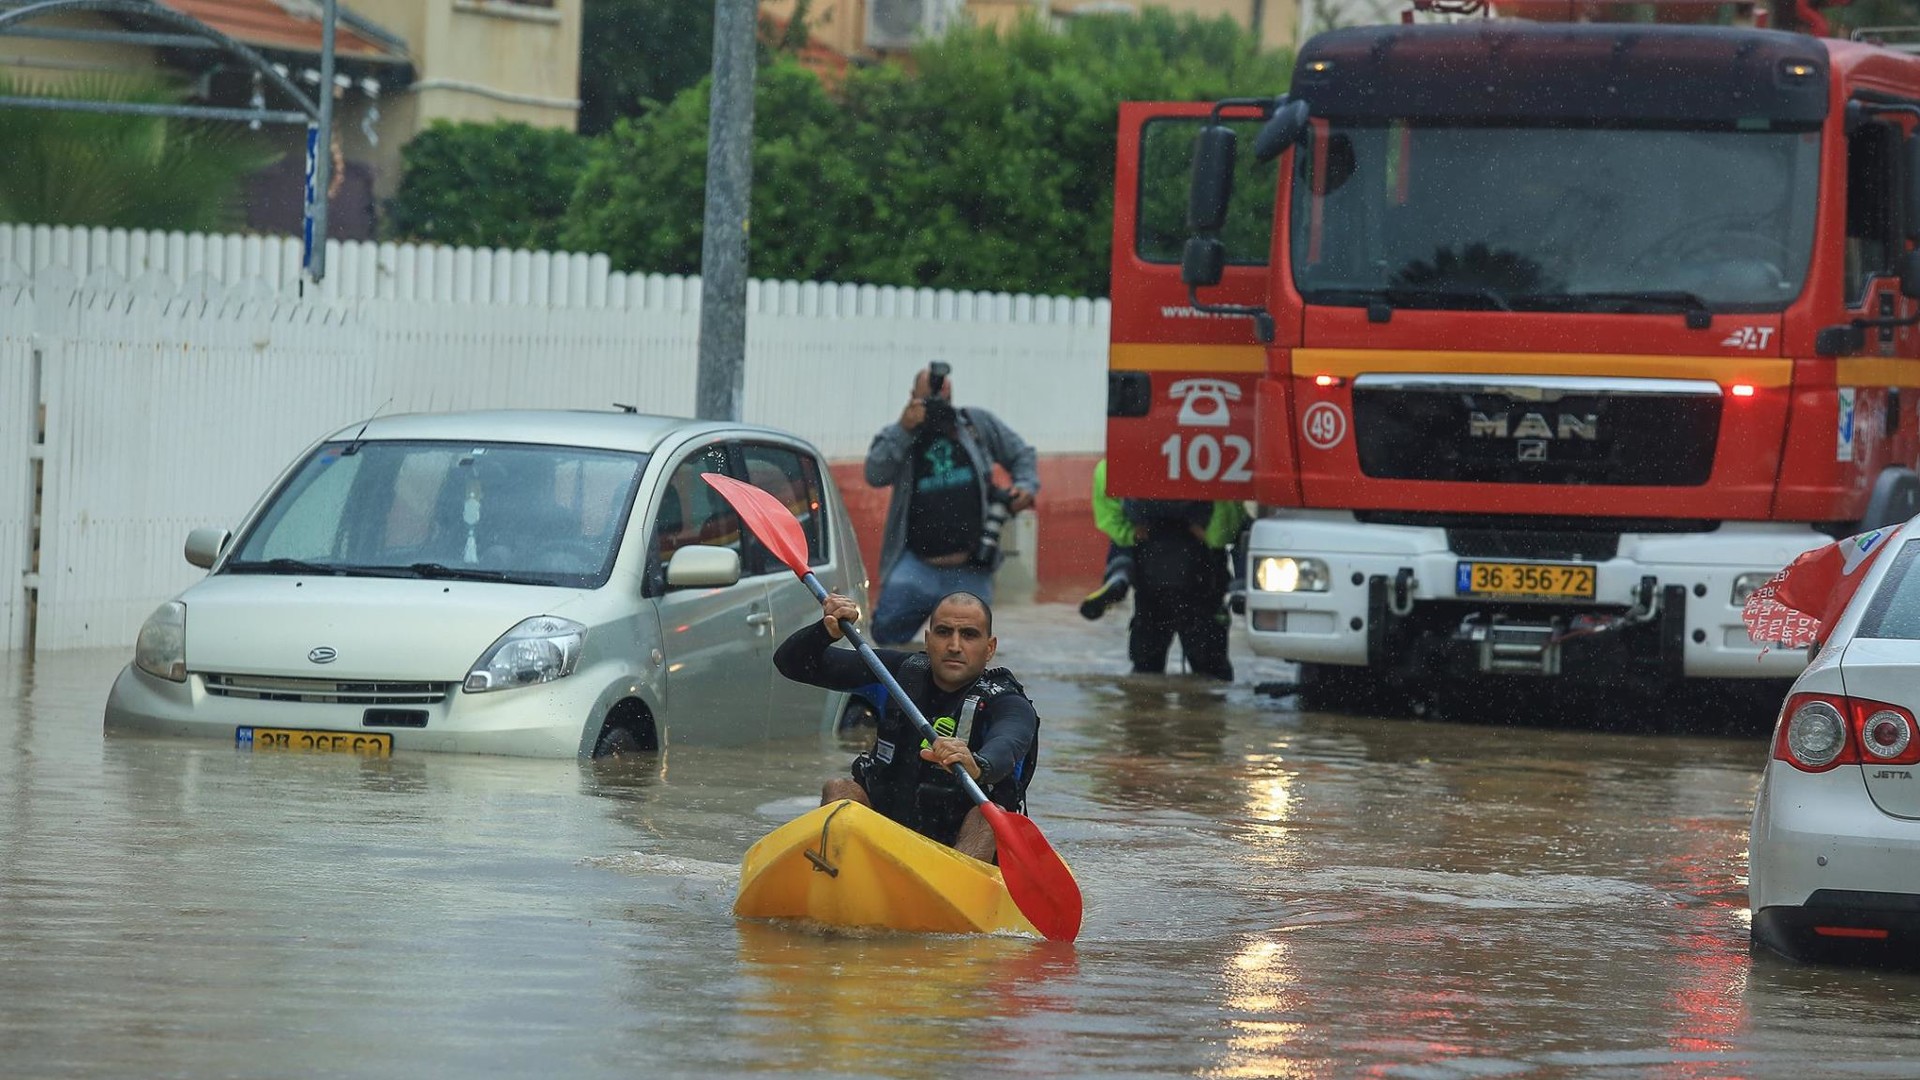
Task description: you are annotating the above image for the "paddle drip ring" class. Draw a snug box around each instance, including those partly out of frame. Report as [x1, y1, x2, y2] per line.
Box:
[804, 800, 852, 877]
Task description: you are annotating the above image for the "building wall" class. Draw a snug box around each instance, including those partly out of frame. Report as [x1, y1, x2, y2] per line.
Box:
[765, 0, 868, 55]
[1053, 0, 1302, 50]
[353, 0, 582, 196]
[0, 13, 160, 86]
[764, 0, 1304, 55]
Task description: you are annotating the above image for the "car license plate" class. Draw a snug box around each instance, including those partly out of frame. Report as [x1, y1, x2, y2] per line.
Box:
[1455, 561, 1596, 600]
[237, 727, 392, 756]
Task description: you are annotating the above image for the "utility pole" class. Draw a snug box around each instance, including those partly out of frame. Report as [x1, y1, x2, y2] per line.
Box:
[695, 0, 756, 421]
[305, 0, 337, 284]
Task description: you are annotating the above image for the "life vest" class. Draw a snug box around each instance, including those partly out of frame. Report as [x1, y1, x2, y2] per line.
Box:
[852, 653, 1038, 845]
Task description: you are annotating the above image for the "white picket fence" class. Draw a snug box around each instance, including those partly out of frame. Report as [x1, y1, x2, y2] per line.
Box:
[0, 223, 1113, 653]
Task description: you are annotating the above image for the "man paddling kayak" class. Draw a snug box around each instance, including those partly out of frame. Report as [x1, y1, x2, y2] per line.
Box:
[774, 590, 1039, 863]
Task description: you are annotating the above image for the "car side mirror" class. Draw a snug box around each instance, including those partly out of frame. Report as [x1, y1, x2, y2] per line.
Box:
[184, 527, 230, 569]
[665, 544, 742, 588]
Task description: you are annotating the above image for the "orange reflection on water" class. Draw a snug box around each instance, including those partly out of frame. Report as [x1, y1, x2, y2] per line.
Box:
[1241, 753, 1298, 822]
[1209, 936, 1321, 1079]
[733, 921, 1079, 1072]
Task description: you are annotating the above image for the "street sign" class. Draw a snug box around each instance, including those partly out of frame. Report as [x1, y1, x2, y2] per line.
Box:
[302, 123, 318, 274]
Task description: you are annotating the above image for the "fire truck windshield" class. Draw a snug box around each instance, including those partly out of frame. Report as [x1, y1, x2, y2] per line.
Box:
[1289, 121, 1819, 313]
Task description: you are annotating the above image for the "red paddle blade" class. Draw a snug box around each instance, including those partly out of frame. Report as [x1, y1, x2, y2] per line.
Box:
[702, 472, 811, 576]
[982, 803, 1082, 942]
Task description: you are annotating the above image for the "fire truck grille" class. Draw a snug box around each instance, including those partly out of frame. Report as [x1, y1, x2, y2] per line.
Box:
[1351, 378, 1720, 486]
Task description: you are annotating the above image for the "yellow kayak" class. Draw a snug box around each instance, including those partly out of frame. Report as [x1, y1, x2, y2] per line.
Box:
[734, 800, 1039, 936]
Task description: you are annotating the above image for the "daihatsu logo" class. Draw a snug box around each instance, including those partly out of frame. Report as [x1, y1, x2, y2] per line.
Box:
[308, 647, 338, 664]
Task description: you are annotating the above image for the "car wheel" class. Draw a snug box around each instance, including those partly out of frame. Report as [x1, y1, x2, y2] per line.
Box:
[592, 707, 657, 759]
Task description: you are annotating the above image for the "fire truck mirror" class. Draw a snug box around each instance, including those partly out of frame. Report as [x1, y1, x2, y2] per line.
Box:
[1107, 372, 1152, 419]
[1900, 251, 1920, 301]
[1186, 125, 1238, 234]
[1904, 137, 1920, 244]
[1815, 324, 1867, 357]
[1253, 99, 1309, 164]
[1182, 236, 1227, 289]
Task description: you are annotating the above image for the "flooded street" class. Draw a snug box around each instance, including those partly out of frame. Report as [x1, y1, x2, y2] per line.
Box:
[6, 601, 1920, 1079]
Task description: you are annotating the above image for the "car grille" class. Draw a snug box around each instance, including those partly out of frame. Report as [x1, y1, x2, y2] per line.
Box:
[203, 674, 451, 705]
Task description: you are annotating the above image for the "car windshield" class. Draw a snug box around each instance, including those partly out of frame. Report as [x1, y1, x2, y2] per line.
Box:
[1291, 121, 1820, 312]
[224, 440, 648, 588]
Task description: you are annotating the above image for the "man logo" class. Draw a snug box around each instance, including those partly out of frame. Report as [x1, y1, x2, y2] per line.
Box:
[308, 647, 338, 664]
[1467, 411, 1599, 441]
[1517, 440, 1549, 462]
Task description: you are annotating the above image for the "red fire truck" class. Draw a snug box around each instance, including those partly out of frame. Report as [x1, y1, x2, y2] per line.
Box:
[1106, 10, 1920, 702]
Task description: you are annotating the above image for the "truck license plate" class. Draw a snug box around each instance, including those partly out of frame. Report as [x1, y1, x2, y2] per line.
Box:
[1455, 561, 1596, 600]
[237, 727, 393, 756]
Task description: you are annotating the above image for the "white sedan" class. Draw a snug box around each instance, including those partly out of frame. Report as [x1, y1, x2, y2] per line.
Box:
[1750, 523, 1920, 963]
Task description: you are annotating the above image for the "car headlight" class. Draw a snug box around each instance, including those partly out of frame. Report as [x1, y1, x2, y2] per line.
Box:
[1255, 556, 1329, 593]
[1730, 572, 1772, 607]
[135, 601, 187, 682]
[464, 616, 586, 693]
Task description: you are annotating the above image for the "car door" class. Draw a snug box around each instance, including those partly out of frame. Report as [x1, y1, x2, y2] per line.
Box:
[738, 441, 846, 733]
[646, 440, 771, 743]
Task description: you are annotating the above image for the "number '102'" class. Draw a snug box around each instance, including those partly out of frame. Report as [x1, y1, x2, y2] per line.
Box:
[1160, 433, 1253, 483]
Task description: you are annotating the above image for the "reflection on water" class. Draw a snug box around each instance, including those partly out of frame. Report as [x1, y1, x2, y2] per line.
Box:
[733, 922, 1080, 1075]
[6, 607, 1920, 1078]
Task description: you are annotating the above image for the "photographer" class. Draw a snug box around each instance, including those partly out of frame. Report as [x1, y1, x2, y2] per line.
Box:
[865, 363, 1039, 646]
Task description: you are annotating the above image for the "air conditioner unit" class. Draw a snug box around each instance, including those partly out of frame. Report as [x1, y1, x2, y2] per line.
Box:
[865, 0, 962, 50]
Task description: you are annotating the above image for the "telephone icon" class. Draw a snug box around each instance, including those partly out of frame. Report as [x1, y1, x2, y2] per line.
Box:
[1168, 378, 1240, 428]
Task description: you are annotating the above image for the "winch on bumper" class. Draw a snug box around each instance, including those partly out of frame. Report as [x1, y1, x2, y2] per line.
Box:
[1242, 513, 1827, 680]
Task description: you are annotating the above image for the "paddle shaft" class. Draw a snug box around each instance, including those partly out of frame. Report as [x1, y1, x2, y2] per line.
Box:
[796, 571, 994, 808]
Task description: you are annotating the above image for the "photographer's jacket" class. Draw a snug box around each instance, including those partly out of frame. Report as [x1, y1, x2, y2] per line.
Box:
[774, 622, 1039, 847]
[866, 404, 1038, 578]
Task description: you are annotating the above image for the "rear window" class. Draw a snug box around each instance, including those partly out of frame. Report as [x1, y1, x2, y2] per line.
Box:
[1853, 539, 1920, 639]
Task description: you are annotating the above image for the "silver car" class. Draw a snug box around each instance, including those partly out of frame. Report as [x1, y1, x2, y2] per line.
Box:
[1750, 518, 1920, 963]
[103, 409, 870, 758]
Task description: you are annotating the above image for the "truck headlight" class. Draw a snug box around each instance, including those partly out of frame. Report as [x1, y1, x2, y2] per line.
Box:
[134, 601, 187, 682]
[464, 616, 586, 693]
[1731, 572, 1772, 607]
[1255, 556, 1329, 593]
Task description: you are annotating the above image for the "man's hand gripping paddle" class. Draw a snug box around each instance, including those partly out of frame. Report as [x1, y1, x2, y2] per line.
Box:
[702, 472, 1083, 943]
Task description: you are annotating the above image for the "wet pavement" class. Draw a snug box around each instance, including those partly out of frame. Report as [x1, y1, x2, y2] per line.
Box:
[5, 601, 1920, 1079]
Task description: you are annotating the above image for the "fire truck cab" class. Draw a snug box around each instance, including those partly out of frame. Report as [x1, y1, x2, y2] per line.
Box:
[1106, 18, 1920, 695]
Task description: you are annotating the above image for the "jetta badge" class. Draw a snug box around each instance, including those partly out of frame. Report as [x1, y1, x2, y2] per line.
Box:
[308, 646, 338, 664]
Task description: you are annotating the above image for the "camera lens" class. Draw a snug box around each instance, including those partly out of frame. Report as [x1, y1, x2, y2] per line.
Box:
[972, 490, 1014, 566]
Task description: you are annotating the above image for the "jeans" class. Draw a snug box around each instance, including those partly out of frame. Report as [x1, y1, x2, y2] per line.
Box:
[871, 551, 995, 644]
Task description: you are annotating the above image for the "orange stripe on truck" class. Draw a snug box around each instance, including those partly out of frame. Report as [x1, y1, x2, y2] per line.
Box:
[1109, 343, 1267, 372]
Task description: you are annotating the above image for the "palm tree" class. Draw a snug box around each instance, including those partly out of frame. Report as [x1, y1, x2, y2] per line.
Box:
[0, 73, 279, 231]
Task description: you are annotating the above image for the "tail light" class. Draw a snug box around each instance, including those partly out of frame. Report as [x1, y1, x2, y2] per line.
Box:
[1774, 693, 1920, 772]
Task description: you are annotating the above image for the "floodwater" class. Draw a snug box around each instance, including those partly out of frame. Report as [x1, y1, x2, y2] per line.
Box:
[5, 602, 1920, 1080]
